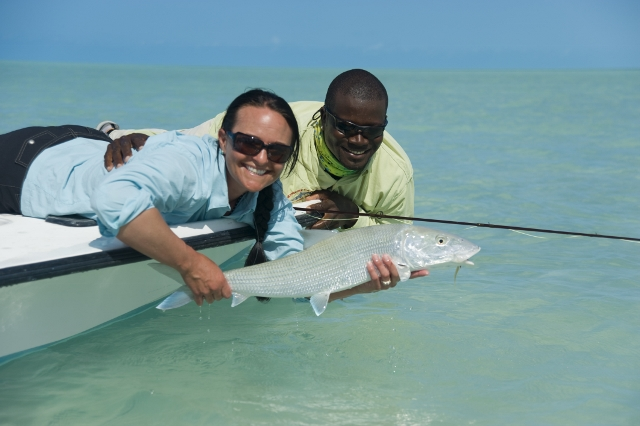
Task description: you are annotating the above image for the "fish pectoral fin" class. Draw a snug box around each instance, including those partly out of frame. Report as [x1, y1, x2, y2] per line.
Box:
[156, 291, 193, 311]
[390, 257, 411, 282]
[300, 229, 338, 250]
[231, 292, 250, 307]
[309, 291, 331, 316]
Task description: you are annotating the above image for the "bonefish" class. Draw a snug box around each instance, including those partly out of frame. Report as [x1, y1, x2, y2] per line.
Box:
[152, 224, 480, 316]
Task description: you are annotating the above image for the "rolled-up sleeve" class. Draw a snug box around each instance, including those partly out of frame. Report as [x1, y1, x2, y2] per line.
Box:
[92, 184, 156, 237]
[91, 132, 210, 237]
[262, 181, 304, 260]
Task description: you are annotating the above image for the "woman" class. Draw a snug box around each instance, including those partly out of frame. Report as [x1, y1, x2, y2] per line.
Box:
[0, 89, 304, 305]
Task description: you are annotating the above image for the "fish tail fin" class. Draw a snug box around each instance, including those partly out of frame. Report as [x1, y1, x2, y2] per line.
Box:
[156, 291, 193, 311]
[231, 292, 250, 307]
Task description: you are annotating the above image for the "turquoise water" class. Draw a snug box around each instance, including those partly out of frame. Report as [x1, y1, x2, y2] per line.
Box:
[1, 62, 639, 425]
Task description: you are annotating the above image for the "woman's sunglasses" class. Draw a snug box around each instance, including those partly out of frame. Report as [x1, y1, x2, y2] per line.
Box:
[226, 131, 293, 164]
[324, 107, 388, 140]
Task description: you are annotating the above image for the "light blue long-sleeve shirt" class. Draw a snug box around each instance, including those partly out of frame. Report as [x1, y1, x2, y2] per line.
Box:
[21, 131, 303, 260]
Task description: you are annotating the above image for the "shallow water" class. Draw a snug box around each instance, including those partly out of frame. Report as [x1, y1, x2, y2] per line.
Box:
[0, 62, 639, 425]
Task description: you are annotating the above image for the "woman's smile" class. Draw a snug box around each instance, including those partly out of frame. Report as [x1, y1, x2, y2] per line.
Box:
[245, 164, 266, 176]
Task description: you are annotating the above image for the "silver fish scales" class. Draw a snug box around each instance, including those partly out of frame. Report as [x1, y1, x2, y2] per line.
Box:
[155, 224, 480, 316]
[226, 223, 402, 298]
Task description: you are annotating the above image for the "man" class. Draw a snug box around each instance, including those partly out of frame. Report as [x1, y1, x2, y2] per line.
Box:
[105, 69, 414, 232]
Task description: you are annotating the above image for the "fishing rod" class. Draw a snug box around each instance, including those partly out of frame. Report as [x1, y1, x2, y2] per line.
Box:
[293, 207, 640, 242]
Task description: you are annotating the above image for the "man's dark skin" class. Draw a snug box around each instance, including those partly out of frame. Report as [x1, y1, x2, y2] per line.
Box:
[104, 92, 388, 231]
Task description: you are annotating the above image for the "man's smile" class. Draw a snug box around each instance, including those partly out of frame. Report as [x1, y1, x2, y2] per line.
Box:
[342, 146, 370, 156]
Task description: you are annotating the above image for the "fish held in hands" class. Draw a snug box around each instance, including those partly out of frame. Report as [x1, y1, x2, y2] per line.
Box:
[152, 224, 480, 316]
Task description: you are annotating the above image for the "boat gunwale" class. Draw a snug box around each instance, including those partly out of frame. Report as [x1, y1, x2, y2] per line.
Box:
[0, 214, 318, 288]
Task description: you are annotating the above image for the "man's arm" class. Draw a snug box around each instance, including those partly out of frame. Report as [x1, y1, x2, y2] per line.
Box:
[352, 175, 414, 228]
[304, 190, 359, 230]
[103, 115, 223, 169]
[108, 128, 168, 139]
[302, 172, 414, 230]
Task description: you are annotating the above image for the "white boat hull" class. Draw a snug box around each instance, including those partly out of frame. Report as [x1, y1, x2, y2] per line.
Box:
[0, 206, 318, 362]
[0, 243, 249, 360]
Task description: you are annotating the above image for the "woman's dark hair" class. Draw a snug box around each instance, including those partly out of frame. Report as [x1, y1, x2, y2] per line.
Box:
[220, 89, 300, 303]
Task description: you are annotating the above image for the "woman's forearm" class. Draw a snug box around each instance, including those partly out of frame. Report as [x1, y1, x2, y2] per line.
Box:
[116, 208, 231, 304]
[117, 208, 193, 272]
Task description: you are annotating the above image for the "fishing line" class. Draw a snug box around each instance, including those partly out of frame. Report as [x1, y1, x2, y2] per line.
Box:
[294, 207, 640, 242]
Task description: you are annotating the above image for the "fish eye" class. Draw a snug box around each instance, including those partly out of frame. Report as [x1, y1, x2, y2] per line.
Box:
[436, 235, 448, 246]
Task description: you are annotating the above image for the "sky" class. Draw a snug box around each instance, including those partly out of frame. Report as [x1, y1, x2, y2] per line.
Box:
[0, 0, 639, 69]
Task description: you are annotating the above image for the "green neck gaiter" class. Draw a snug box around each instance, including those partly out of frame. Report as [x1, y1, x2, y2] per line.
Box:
[313, 119, 358, 178]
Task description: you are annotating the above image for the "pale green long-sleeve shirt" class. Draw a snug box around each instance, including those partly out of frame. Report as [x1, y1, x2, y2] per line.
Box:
[110, 101, 415, 228]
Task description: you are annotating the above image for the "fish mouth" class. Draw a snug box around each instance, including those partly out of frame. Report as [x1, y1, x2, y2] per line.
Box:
[455, 245, 481, 264]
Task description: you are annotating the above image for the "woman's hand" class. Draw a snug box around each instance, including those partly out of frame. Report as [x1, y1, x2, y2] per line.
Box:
[117, 208, 231, 306]
[177, 251, 232, 306]
[329, 254, 429, 302]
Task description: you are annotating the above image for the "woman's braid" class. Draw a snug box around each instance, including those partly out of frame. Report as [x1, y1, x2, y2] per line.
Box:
[245, 184, 275, 303]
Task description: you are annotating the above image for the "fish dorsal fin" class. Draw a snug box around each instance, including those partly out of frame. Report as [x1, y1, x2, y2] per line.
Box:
[300, 229, 338, 250]
[231, 292, 250, 307]
[156, 290, 193, 311]
[149, 262, 184, 284]
[309, 291, 331, 316]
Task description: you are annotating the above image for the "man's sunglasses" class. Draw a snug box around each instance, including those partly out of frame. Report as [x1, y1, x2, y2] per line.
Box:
[226, 131, 293, 164]
[324, 107, 388, 140]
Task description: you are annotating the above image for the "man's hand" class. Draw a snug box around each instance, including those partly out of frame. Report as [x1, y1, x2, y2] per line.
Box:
[104, 133, 149, 171]
[305, 190, 359, 230]
[329, 254, 429, 302]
